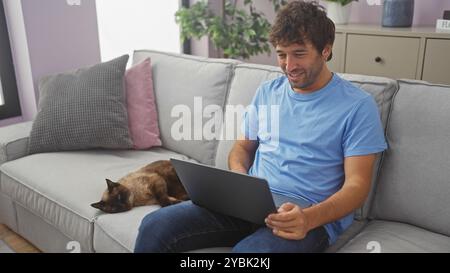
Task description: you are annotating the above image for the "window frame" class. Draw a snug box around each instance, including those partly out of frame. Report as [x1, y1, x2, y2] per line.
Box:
[181, 0, 191, 54]
[0, 0, 21, 119]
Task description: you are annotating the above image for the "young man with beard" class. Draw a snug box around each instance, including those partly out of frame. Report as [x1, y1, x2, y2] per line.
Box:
[134, 0, 387, 253]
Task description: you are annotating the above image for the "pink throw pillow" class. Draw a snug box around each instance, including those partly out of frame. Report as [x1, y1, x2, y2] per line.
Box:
[125, 58, 162, 149]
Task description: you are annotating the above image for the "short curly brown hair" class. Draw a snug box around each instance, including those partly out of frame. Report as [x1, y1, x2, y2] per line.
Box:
[269, 1, 335, 61]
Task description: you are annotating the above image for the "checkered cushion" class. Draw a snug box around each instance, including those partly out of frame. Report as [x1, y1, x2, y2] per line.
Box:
[28, 55, 132, 154]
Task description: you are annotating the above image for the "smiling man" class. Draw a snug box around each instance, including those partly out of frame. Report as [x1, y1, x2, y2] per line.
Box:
[229, 0, 387, 251]
[134, 0, 387, 253]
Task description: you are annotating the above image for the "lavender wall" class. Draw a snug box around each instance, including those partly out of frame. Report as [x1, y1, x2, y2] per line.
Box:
[346, 0, 450, 25]
[21, 0, 101, 102]
[0, 0, 101, 128]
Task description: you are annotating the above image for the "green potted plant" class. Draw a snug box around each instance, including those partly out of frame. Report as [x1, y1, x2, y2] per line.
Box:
[175, 0, 287, 59]
[324, 0, 358, 25]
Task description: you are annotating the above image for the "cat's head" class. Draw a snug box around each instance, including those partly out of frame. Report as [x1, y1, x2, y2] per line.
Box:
[91, 179, 132, 213]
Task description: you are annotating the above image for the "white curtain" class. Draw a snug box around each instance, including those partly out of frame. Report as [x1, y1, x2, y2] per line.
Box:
[95, 0, 181, 63]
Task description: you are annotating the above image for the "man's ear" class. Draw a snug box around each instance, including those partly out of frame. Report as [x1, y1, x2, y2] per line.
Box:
[322, 44, 333, 62]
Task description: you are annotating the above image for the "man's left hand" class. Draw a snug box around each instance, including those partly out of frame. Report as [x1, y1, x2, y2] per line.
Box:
[265, 202, 310, 240]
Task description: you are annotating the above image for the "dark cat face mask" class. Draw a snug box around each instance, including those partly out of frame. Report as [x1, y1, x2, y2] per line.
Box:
[91, 179, 132, 213]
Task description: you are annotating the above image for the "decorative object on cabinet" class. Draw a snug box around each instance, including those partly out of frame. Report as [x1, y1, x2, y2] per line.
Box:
[382, 0, 415, 27]
[325, 0, 358, 25]
[443, 10, 450, 20]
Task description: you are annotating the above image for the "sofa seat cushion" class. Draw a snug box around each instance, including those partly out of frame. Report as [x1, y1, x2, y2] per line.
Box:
[93, 205, 158, 252]
[94, 203, 234, 253]
[94, 211, 367, 253]
[0, 147, 194, 252]
[338, 220, 450, 253]
[324, 219, 367, 253]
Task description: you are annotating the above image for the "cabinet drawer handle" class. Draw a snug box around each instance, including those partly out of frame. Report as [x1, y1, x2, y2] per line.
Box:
[375, 56, 383, 63]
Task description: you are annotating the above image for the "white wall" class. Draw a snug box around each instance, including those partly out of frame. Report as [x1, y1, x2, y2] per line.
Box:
[96, 0, 181, 63]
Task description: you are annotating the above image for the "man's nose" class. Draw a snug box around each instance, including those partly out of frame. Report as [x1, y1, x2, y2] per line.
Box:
[285, 56, 297, 72]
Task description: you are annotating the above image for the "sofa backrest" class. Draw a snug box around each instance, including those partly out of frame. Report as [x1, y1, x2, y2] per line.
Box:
[215, 63, 283, 169]
[371, 80, 450, 236]
[337, 74, 397, 220]
[215, 64, 397, 220]
[133, 50, 240, 165]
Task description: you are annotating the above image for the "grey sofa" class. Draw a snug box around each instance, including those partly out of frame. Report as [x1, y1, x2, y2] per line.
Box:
[1, 50, 450, 253]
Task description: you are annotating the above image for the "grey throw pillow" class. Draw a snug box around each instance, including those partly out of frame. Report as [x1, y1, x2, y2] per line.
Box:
[28, 55, 133, 154]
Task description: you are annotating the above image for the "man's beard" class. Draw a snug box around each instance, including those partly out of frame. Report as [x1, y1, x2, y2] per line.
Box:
[286, 62, 323, 91]
[287, 71, 313, 90]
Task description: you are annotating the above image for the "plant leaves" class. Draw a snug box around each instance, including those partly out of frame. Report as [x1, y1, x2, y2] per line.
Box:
[175, 0, 276, 59]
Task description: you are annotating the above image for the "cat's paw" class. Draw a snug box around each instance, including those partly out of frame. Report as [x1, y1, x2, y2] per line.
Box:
[168, 197, 182, 204]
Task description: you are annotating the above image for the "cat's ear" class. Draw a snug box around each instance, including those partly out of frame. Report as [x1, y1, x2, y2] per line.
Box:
[106, 179, 118, 193]
[91, 201, 104, 210]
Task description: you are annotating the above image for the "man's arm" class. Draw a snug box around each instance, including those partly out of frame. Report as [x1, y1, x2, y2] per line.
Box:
[266, 154, 376, 240]
[228, 136, 258, 174]
[304, 154, 376, 230]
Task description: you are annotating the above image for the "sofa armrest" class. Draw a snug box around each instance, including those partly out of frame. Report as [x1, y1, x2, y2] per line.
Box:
[0, 121, 33, 165]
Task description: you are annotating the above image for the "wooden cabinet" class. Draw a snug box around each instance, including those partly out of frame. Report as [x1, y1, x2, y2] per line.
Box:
[422, 39, 450, 85]
[329, 25, 450, 85]
[346, 35, 420, 79]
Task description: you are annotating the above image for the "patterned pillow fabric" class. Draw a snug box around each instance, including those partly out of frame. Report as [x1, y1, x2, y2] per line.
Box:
[28, 55, 133, 154]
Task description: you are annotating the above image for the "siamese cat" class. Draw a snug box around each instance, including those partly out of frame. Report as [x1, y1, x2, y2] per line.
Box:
[91, 160, 189, 213]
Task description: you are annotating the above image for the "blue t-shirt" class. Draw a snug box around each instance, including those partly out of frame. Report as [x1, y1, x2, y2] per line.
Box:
[242, 73, 387, 244]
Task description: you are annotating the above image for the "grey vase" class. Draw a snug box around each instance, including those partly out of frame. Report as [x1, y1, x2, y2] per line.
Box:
[382, 0, 415, 27]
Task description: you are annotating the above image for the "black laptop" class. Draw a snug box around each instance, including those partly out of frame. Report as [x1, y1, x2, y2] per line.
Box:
[170, 158, 312, 225]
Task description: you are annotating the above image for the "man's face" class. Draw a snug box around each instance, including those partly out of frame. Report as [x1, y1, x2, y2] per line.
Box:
[276, 42, 328, 92]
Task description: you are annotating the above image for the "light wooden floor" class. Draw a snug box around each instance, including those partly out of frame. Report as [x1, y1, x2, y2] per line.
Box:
[0, 224, 41, 253]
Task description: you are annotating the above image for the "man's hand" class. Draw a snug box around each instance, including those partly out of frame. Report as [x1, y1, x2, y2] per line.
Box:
[265, 202, 310, 240]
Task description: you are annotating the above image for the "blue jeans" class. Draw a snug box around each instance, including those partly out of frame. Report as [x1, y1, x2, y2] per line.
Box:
[134, 201, 329, 253]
